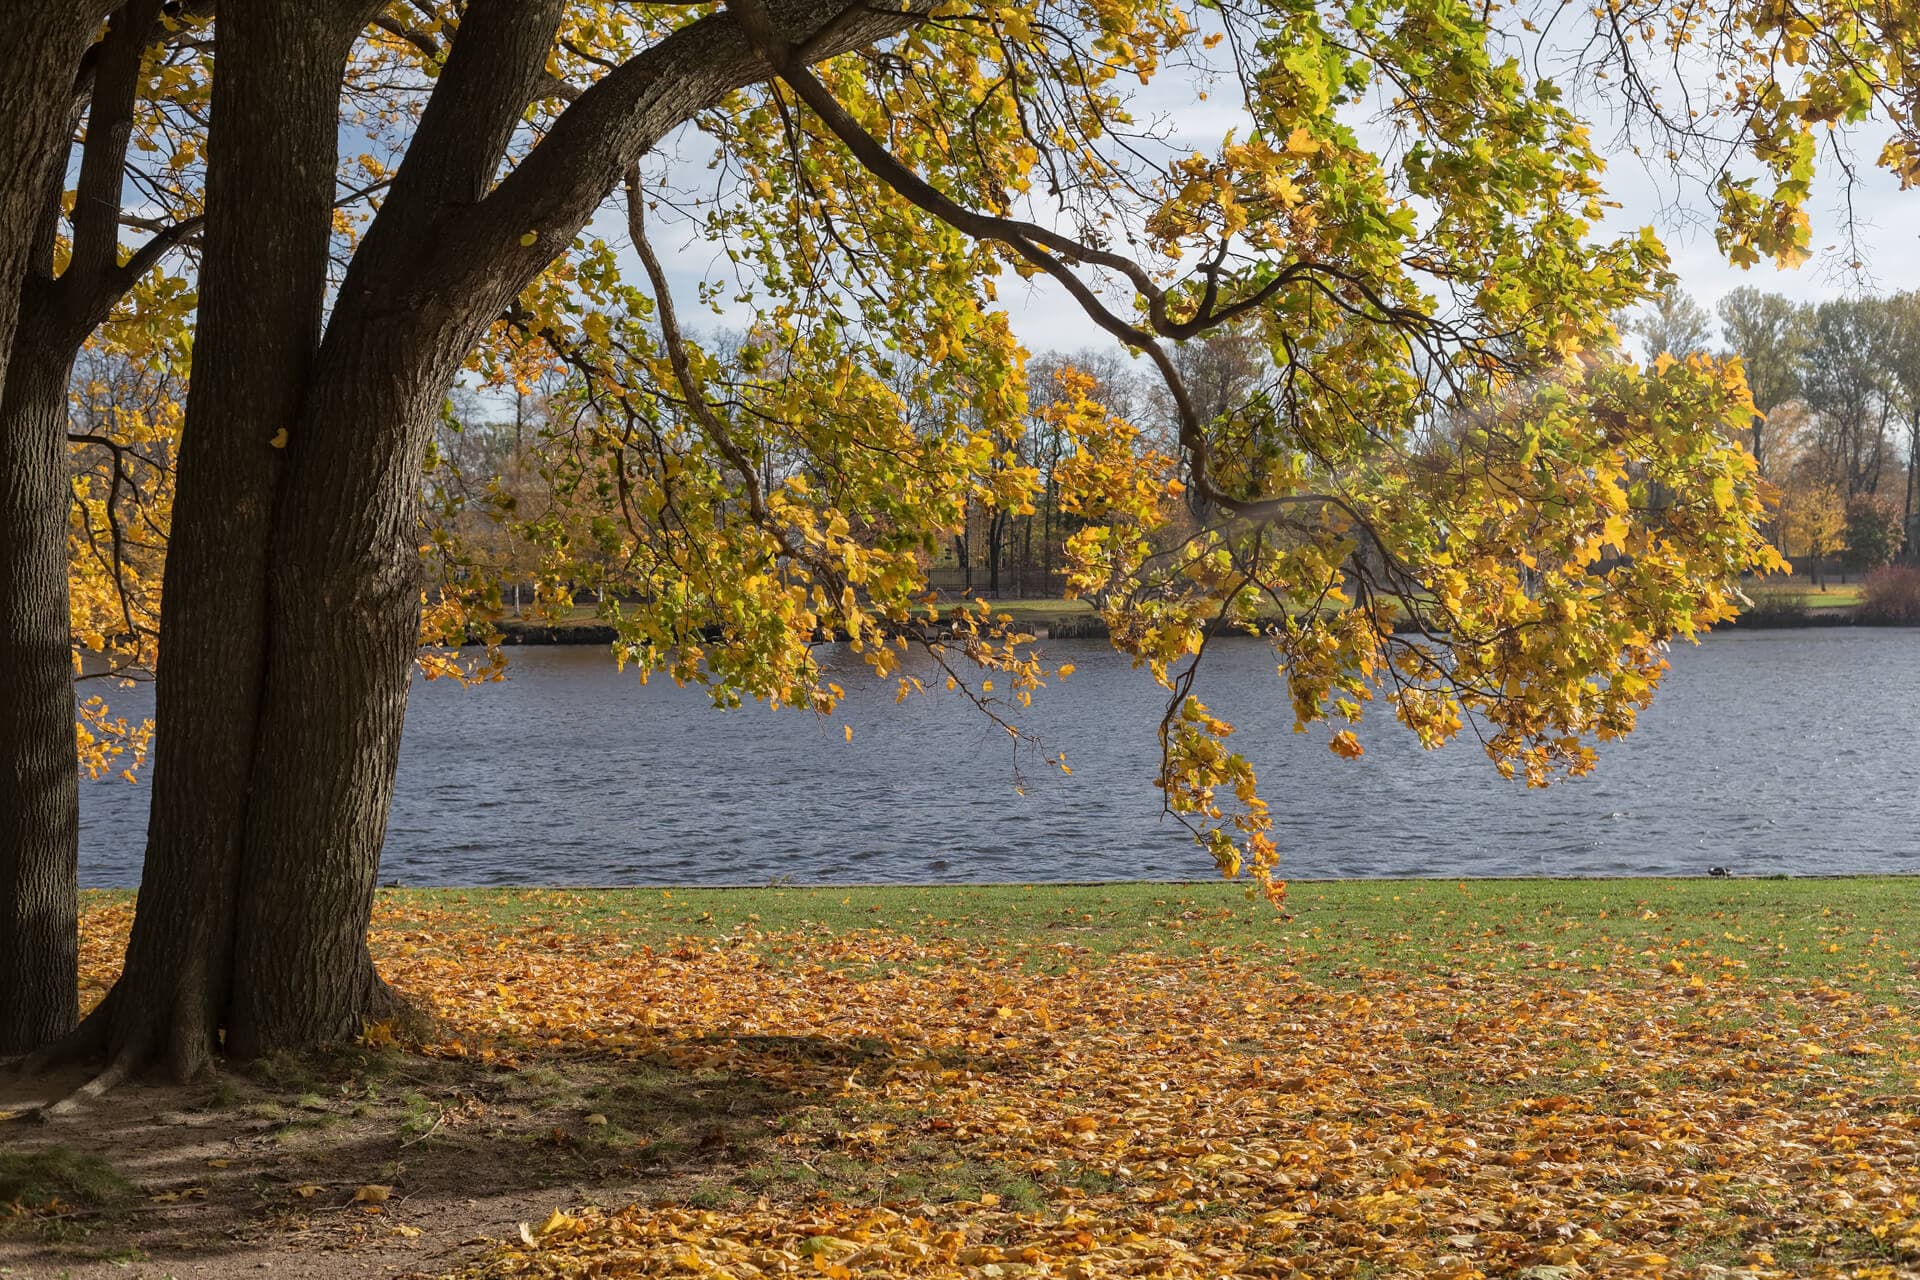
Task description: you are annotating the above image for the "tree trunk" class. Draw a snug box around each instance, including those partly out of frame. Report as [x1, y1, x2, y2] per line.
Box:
[988, 512, 1003, 597]
[3, 0, 178, 1060]
[1019, 511, 1032, 598]
[226, 0, 934, 1051]
[78, 0, 931, 1068]
[0, 319, 83, 1055]
[0, 8, 101, 411]
[74, 3, 366, 1081]
[1905, 413, 1917, 560]
[1043, 480, 1054, 596]
[225, 353, 437, 1056]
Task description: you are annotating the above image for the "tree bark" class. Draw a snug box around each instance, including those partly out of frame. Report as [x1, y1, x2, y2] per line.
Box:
[988, 510, 1004, 597]
[80, 0, 933, 1066]
[0, 316, 83, 1055]
[1, 1, 151, 1058]
[0, 7, 104, 412]
[225, 0, 932, 1053]
[76, 1, 369, 1080]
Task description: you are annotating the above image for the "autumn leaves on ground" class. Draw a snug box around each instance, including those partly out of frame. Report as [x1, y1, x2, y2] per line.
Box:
[3, 880, 1918, 1280]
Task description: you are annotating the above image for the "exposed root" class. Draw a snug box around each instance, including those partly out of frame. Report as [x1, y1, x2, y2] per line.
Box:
[31, 1052, 132, 1120]
[370, 976, 439, 1044]
[16, 988, 113, 1076]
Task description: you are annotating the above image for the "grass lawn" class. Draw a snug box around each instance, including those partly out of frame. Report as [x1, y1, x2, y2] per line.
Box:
[6, 878, 1918, 1279]
[506, 587, 1882, 638]
[1744, 579, 1867, 610]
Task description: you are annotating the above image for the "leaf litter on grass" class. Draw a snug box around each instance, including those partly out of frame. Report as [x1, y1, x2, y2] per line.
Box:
[64, 888, 1920, 1279]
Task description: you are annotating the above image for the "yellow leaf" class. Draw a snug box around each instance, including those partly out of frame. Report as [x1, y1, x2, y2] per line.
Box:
[518, 230, 539, 246]
[269, 427, 289, 449]
[353, 1184, 393, 1204]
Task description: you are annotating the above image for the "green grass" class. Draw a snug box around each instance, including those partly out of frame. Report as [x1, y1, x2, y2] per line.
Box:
[86, 877, 1920, 990]
[1745, 578, 1865, 609]
[947, 597, 1095, 622]
[0, 1147, 135, 1218]
[359, 876, 1920, 1000]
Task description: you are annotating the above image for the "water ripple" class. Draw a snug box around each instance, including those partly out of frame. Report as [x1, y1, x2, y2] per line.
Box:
[78, 628, 1920, 886]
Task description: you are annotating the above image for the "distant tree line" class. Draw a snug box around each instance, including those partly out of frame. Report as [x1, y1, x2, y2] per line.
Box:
[1629, 286, 1920, 583]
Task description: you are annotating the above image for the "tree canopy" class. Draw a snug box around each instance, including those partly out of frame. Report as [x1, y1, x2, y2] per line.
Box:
[10, 0, 1890, 1072]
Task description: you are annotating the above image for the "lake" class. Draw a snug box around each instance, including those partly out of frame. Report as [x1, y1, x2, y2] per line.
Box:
[77, 628, 1920, 887]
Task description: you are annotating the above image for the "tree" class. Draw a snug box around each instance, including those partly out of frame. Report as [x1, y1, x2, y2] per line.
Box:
[1021, 351, 1148, 596]
[1777, 478, 1848, 588]
[1877, 291, 1920, 552]
[27, 0, 1776, 1078]
[1801, 300, 1896, 499]
[0, 1, 202, 1056]
[1843, 494, 1903, 575]
[0, 5, 115, 1059]
[1627, 285, 1714, 363]
[1716, 288, 1811, 476]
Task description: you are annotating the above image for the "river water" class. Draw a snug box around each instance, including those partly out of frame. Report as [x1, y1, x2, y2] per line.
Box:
[76, 628, 1920, 887]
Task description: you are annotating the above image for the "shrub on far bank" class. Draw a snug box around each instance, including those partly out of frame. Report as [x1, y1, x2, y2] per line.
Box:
[1844, 495, 1904, 574]
[1860, 565, 1920, 625]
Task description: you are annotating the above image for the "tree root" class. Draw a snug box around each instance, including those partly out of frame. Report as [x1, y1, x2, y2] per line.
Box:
[14, 965, 425, 1112]
[16, 987, 112, 1076]
[368, 976, 439, 1044]
[31, 1052, 133, 1120]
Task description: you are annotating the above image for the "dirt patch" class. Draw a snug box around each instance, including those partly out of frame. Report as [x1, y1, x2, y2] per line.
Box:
[0, 1039, 855, 1280]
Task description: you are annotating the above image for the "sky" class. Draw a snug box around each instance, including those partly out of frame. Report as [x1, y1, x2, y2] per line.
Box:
[619, 25, 1920, 367]
[971, 114, 1920, 356]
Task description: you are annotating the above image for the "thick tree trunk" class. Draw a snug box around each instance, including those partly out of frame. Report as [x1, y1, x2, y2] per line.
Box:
[226, 0, 932, 1052]
[0, 320, 83, 1055]
[226, 362, 434, 1057]
[226, 0, 571, 1056]
[3, 0, 176, 1060]
[76, 3, 366, 1080]
[86, 0, 931, 1067]
[0, 9, 101, 412]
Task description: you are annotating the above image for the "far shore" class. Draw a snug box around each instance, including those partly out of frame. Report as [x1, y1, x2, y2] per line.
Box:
[480, 593, 1903, 645]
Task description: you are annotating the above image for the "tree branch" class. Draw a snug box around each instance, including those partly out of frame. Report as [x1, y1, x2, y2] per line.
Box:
[103, 213, 204, 300]
[68, 0, 165, 295]
[380, 0, 564, 214]
[425, 0, 932, 313]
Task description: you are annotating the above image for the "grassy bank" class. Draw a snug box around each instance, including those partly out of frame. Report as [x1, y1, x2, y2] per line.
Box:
[8, 878, 1917, 1279]
[492, 585, 1901, 644]
[386, 875, 1920, 998]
